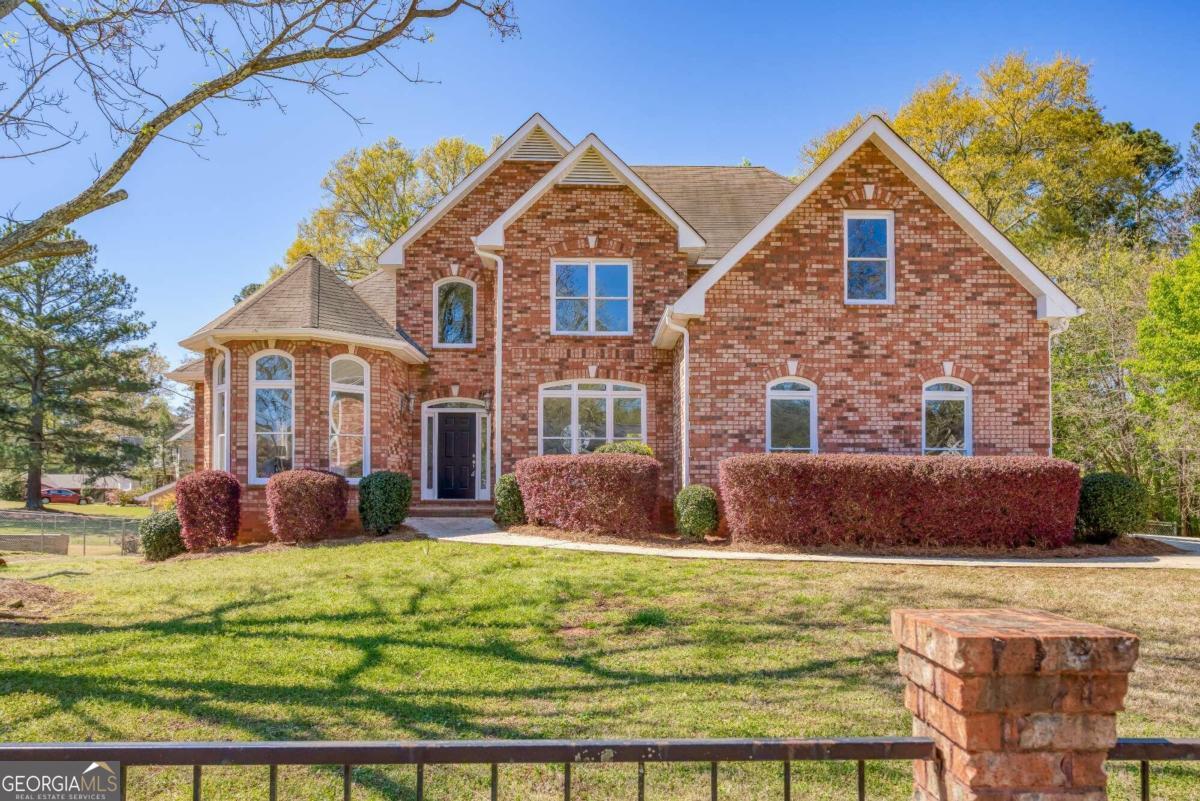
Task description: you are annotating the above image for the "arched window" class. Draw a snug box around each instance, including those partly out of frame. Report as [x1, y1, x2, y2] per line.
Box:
[434, 278, 476, 347]
[922, 378, 972, 455]
[766, 378, 817, 453]
[329, 356, 370, 480]
[211, 354, 229, 471]
[539, 380, 645, 454]
[249, 351, 294, 482]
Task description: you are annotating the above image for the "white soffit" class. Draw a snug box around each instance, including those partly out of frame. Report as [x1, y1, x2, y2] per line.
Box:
[475, 134, 706, 252]
[671, 116, 1081, 321]
[378, 113, 571, 267]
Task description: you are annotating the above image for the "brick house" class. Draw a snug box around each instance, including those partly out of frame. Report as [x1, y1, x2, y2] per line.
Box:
[173, 113, 1081, 536]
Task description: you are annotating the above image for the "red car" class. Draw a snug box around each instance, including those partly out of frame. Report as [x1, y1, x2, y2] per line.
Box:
[40, 487, 89, 505]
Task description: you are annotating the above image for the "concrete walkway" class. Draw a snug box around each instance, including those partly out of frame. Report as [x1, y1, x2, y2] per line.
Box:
[406, 517, 1200, 570]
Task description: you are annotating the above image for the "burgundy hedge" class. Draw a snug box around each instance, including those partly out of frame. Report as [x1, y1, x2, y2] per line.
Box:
[718, 454, 1081, 549]
[266, 469, 349, 543]
[175, 469, 241, 551]
[515, 454, 659, 536]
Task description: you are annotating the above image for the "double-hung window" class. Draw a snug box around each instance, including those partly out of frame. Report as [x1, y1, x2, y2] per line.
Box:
[329, 356, 369, 480]
[552, 260, 632, 334]
[844, 210, 894, 304]
[250, 352, 294, 482]
[540, 380, 644, 454]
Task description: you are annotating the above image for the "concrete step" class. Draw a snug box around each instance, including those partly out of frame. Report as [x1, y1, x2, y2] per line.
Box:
[409, 501, 494, 518]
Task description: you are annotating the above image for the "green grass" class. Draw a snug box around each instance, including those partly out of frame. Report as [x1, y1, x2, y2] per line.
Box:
[2, 542, 1198, 800]
[0, 499, 151, 518]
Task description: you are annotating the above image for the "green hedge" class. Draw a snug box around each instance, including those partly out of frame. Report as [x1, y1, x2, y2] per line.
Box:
[357, 471, 412, 534]
[493, 473, 525, 527]
[593, 441, 654, 456]
[139, 510, 185, 561]
[675, 484, 719, 541]
[1077, 472, 1148, 544]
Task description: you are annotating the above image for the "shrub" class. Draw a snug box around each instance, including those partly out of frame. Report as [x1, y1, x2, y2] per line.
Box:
[139, 510, 185, 561]
[493, 473, 526, 527]
[719, 454, 1081, 549]
[593, 441, 655, 457]
[1077, 472, 1149, 544]
[0, 472, 23, 502]
[175, 470, 240, 550]
[515, 454, 659, 536]
[357, 471, 412, 534]
[675, 484, 719, 541]
[266, 469, 349, 543]
[115, 489, 140, 506]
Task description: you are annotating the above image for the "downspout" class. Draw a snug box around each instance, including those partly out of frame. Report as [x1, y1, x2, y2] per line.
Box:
[663, 312, 690, 487]
[474, 243, 504, 487]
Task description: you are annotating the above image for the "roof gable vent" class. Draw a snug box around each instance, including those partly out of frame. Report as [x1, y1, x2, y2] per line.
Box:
[509, 126, 565, 161]
[560, 147, 622, 185]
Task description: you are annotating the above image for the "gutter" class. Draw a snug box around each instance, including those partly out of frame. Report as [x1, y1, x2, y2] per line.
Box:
[180, 329, 427, 365]
[474, 242, 504, 486]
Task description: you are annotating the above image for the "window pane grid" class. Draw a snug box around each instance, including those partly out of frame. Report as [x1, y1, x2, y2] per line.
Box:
[844, 212, 893, 303]
[552, 261, 631, 334]
[539, 380, 644, 454]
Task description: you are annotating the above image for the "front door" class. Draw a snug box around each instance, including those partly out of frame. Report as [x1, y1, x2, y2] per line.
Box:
[437, 413, 476, 499]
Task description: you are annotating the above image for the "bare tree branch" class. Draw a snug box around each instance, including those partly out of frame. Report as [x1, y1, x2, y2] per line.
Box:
[0, 0, 518, 266]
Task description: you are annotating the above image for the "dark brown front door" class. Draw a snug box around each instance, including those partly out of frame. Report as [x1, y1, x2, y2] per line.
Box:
[437, 413, 476, 499]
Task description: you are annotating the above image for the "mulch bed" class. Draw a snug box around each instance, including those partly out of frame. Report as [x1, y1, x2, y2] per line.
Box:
[509, 524, 1184, 560]
[0, 578, 77, 622]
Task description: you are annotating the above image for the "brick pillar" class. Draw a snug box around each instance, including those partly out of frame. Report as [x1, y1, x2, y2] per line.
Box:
[893, 608, 1138, 801]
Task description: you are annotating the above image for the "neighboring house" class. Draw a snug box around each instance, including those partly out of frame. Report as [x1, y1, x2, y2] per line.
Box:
[173, 113, 1081, 538]
[42, 474, 136, 493]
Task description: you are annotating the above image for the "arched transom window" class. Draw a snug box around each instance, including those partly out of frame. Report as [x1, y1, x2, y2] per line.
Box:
[766, 378, 818, 453]
[434, 278, 476, 347]
[211, 354, 229, 471]
[329, 356, 370, 480]
[922, 379, 972, 456]
[249, 351, 293, 482]
[539, 380, 645, 454]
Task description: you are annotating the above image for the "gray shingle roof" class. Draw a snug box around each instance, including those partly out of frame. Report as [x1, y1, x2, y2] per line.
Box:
[165, 357, 204, 383]
[351, 270, 426, 356]
[188, 256, 409, 346]
[632, 166, 795, 261]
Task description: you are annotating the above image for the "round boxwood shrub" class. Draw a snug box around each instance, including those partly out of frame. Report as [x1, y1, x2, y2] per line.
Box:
[1077, 472, 1149, 544]
[493, 473, 525, 527]
[175, 470, 241, 551]
[267, 469, 349, 543]
[675, 484, 718, 541]
[357, 471, 412, 534]
[593, 441, 654, 457]
[139, 509, 185, 561]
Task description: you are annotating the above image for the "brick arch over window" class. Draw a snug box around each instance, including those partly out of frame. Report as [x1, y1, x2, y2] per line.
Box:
[531, 367, 647, 386]
[838, 185, 901, 207]
[423, 382, 488, 402]
[546, 234, 636, 258]
[759, 361, 827, 386]
[914, 361, 982, 386]
[439, 265, 483, 284]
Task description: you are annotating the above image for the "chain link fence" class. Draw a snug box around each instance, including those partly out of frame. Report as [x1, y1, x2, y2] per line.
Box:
[0, 510, 142, 556]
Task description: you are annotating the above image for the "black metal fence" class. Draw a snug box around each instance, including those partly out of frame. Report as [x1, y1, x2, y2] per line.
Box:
[0, 737, 937, 801]
[1109, 739, 1200, 801]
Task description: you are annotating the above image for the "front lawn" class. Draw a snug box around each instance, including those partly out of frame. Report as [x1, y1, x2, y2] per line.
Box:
[2, 542, 1198, 800]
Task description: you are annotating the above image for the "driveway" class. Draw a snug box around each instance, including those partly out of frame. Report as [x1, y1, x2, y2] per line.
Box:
[406, 517, 1200, 570]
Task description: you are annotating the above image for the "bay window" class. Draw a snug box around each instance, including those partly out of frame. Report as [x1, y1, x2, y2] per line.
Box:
[329, 356, 369, 480]
[249, 351, 293, 482]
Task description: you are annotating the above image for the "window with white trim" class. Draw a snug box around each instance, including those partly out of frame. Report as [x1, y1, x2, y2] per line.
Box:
[844, 210, 894, 304]
[329, 356, 369, 480]
[434, 278, 475, 347]
[551, 260, 632, 334]
[539, 380, 644, 454]
[766, 378, 817, 453]
[922, 379, 972, 455]
[249, 351, 293, 481]
[211, 355, 229, 471]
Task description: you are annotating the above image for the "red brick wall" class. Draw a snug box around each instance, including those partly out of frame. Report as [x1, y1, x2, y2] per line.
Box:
[497, 183, 691, 500]
[686, 141, 1051, 488]
[194, 340, 411, 540]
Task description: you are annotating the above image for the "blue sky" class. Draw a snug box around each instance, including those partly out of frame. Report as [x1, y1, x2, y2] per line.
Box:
[8, 0, 1200, 368]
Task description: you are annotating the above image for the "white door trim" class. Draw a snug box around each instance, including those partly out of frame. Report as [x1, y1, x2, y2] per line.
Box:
[420, 399, 491, 501]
